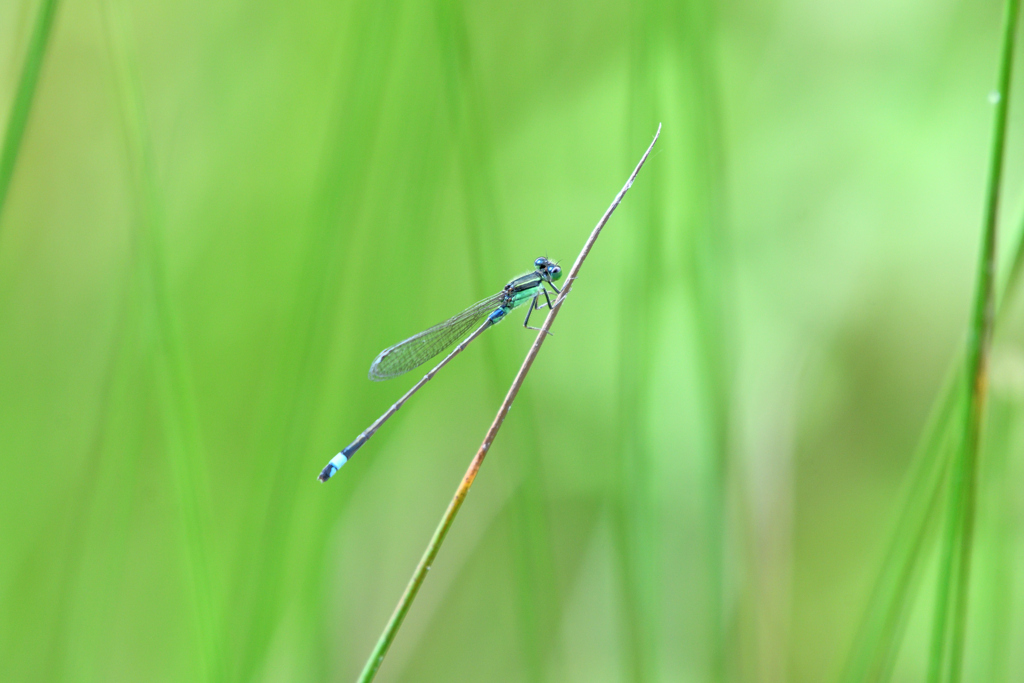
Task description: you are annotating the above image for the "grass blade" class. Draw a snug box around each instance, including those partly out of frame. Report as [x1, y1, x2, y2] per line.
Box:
[230, 3, 408, 678]
[101, 1, 220, 679]
[842, 4, 1023, 680]
[612, 8, 670, 682]
[926, 1, 1020, 680]
[0, 0, 59, 223]
[840, 368, 962, 683]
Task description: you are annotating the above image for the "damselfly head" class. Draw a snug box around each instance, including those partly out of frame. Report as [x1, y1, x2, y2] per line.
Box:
[534, 257, 562, 281]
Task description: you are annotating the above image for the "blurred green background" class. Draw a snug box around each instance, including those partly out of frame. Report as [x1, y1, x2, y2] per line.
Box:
[2, 0, 1023, 681]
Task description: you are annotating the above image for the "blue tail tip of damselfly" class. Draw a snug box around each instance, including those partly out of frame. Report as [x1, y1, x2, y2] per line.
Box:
[318, 452, 350, 482]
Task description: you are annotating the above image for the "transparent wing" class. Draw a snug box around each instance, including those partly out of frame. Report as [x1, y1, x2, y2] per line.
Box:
[368, 291, 505, 380]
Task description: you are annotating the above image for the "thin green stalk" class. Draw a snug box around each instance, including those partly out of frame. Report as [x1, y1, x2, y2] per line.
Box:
[232, 3, 406, 679]
[102, 1, 220, 680]
[840, 368, 962, 683]
[842, 158, 1024, 683]
[613, 8, 663, 683]
[674, 1, 731, 677]
[997, 201, 1024, 313]
[43, 249, 139, 683]
[927, 1, 1019, 681]
[0, 0, 60, 224]
[356, 126, 661, 683]
[840, 209, 1024, 683]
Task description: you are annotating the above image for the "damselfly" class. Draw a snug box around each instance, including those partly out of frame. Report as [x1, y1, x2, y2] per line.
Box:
[318, 257, 562, 482]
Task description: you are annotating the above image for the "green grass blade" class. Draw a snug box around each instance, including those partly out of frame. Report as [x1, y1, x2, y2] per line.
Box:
[839, 367, 962, 683]
[606, 9, 667, 683]
[101, 1, 221, 679]
[842, 6, 1023, 678]
[231, 3, 408, 678]
[674, 2, 732, 678]
[840, 209, 1024, 683]
[0, 0, 59, 224]
[927, 1, 1020, 680]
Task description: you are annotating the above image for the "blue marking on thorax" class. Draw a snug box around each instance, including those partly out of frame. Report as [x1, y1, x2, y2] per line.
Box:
[488, 279, 542, 324]
[511, 284, 543, 308]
